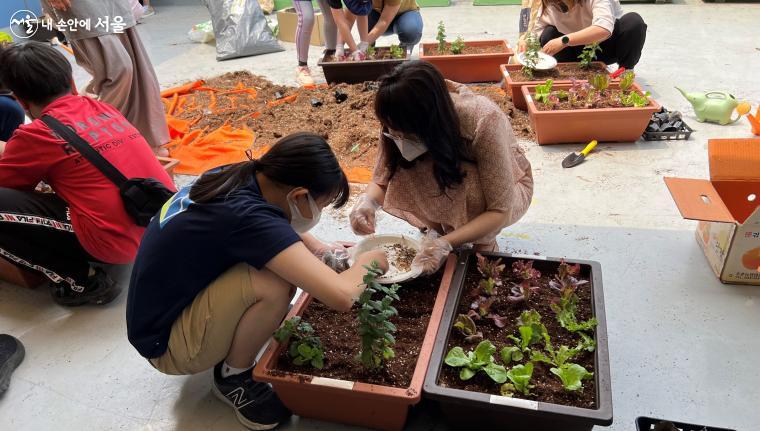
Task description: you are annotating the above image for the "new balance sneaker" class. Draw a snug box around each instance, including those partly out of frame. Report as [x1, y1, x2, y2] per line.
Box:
[0, 334, 25, 395]
[212, 362, 292, 430]
[295, 66, 315, 87]
[50, 267, 121, 306]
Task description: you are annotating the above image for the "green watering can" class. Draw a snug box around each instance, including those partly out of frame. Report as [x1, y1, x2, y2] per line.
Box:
[676, 87, 751, 125]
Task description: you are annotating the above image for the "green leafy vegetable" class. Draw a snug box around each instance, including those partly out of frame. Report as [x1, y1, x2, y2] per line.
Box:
[590, 73, 609, 92]
[444, 340, 507, 383]
[521, 32, 541, 79]
[578, 43, 601, 69]
[389, 44, 405, 59]
[550, 363, 593, 391]
[273, 317, 325, 369]
[506, 362, 534, 395]
[453, 314, 483, 343]
[618, 70, 635, 91]
[499, 383, 516, 397]
[356, 262, 400, 369]
[450, 36, 466, 55]
[534, 79, 553, 104]
[436, 21, 447, 54]
[500, 346, 523, 365]
[621, 90, 651, 107]
[366, 45, 376, 58]
[507, 309, 548, 353]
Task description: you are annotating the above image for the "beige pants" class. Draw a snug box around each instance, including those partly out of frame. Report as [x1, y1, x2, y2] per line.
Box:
[150, 264, 257, 375]
[70, 27, 169, 149]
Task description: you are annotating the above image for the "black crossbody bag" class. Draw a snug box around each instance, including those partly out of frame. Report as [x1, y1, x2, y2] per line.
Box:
[41, 115, 174, 227]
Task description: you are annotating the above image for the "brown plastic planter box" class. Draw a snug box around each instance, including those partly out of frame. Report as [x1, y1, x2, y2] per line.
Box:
[523, 82, 661, 145]
[318, 50, 409, 84]
[423, 250, 612, 431]
[253, 254, 457, 431]
[419, 40, 513, 83]
[500, 62, 608, 111]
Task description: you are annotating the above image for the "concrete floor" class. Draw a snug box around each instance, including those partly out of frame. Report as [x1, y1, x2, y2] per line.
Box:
[2, 1, 760, 430]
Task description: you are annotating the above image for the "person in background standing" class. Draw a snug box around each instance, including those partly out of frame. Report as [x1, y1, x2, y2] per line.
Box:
[330, 0, 372, 60]
[293, 0, 338, 85]
[365, 0, 422, 54]
[44, 0, 170, 156]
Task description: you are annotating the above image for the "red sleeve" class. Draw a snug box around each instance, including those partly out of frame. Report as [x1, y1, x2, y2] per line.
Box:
[0, 127, 55, 191]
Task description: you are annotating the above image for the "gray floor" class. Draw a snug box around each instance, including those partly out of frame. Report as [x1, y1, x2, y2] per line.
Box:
[2, 1, 760, 430]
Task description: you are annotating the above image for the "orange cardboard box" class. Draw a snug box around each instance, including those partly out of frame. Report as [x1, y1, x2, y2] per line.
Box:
[665, 138, 760, 285]
[276, 7, 325, 47]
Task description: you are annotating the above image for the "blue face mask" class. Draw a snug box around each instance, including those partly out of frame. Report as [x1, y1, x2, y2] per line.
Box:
[287, 189, 321, 233]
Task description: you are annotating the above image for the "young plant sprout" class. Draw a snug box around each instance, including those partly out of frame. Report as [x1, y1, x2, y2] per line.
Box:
[507, 260, 542, 303]
[356, 262, 401, 369]
[507, 309, 548, 353]
[436, 21, 447, 54]
[590, 73, 609, 92]
[522, 33, 541, 79]
[450, 36, 466, 55]
[505, 362, 534, 395]
[534, 79, 553, 104]
[618, 70, 635, 91]
[444, 340, 507, 383]
[366, 44, 376, 58]
[529, 325, 595, 391]
[273, 316, 325, 369]
[578, 43, 601, 69]
[469, 254, 507, 328]
[453, 313, 483, 343]
[389, 44, 405, 59]
[549, 260, 598, 333]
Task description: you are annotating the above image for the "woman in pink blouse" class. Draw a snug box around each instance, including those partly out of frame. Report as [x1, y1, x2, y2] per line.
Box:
[520, 0, 647, 70]
[349, 61, 534, 275]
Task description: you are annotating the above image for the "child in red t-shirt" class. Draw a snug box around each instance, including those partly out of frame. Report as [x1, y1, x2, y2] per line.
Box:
[0, 42, 175, 306]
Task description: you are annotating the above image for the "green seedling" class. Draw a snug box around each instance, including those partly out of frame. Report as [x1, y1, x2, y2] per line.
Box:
[522, 32, 541, 79]
[550, 363, 593, 391]
[436, 21, 447, 54]
[450, 36, 466, 55]
[590, 73, 609, 92]
[470, 254, 507, 328]
[389, 44, 405, 59]
[273, 316, 325, 369]
[621, 90, 651, 107]
[356, 262, 400, 369]
[444, 340, 507, 383]
[506, 362, 534, 395]
[549, 260, 597, 332]
[534, 79, 553, 104]
[529, 329, 595, 391]
[453, 314, 483, 343]
[619, 70, 635, 91]
[367, 44, 376, 58]
[578, 43, 601, 69]
[507, 309, 548, 353]
[500, 346, 523, 365]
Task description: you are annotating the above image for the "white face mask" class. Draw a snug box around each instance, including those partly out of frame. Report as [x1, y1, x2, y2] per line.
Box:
[287, 189, 321, 233]
[384, 131, 427, 162]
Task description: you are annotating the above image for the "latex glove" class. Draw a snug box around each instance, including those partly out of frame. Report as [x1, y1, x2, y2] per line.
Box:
[357, 41, 369, 54]
[349, 49, 367, 62]
[314, 241, 354, 273]
[349, 194, 380, 235]
[335, 46, 346, 61]
[517, 39, 527, 53]
[412, 232, 453, 275]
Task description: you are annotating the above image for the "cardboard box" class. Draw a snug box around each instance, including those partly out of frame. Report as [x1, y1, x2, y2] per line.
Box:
[665, 138, 760, 285]
[276, 7, 325, 47]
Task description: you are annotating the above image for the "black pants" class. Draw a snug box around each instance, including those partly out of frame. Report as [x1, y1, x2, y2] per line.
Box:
[540, 12, 647, 69]
[0, 188, 96, 292]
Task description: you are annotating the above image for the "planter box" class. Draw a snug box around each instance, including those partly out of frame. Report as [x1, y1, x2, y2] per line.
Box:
[523, 82, 660, 144]
[318, 50, 409, 84]
[253, 254, 457, 431]
[277, 7, 325, 46]
[420, 40, 513, 83]
[423, 250, 612, 431]
[0, 256, 46, 289]
[500, 62, 608, 111]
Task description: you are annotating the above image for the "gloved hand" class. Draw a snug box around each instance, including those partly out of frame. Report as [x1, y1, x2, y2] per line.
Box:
[335, 46, 346, 61]
[349, 194, 380, 235]
[314, 241, 354, 273]
[357, 41, 369, 54]
[412, 232, 452, 275]
[349, 49, 367, 62]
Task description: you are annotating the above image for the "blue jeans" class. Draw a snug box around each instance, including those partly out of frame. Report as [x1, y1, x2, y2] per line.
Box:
[0, 95, 24, 142]
[368, 9, 423, 48]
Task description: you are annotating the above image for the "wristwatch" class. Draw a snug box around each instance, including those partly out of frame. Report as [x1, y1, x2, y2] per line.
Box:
[561, 36, 570, 45]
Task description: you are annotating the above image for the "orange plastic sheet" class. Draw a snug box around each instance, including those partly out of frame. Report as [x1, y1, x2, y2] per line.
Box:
[161, 80, 371, 183]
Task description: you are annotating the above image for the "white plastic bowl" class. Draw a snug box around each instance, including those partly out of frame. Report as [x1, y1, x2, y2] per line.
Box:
[515, 51, 558, 70]
[348, 234, 422, 284]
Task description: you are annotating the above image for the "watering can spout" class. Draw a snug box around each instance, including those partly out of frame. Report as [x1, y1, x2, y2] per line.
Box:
[675, 87, 689, 99]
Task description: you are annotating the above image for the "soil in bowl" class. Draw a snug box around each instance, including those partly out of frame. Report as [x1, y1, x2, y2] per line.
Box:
[509, 63, 608, 83]
[380, 243, 418, 279]
[438, 256, 597, 409]
[423, 42, 507, 56]
[274, 269, 444, 387]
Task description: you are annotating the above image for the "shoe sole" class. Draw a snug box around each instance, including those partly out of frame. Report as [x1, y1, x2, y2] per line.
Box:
[211, 384, 279, 431]
[0, 337, 25, 395]
[52, 284, 122, 307]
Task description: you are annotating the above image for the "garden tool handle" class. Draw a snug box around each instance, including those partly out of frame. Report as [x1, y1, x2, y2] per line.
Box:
[610, 67, 626, 79]
[580, 140, 598, 156]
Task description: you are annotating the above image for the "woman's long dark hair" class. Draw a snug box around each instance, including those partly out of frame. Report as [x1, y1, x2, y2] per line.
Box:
[374, 61, 471, 193]
[190, 132, 350, 208]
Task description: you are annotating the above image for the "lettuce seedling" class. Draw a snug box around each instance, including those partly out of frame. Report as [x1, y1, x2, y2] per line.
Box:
[445, 340, 507, 383]
[450, 36, 465, 55]
[590, 73, 609, 92]
[619, 70, 635, 91]
[578, 43, 601, 69]
[621, 90, 651, 107]
[548, 261, 597, 332]
[506, 362, 534, 395]
[508, 260, 542, 303]
[469, 254, 507, 327]
[534, 79, 553, 104]
[273, 316, 325, 369]
[500, 346, 523, 365]
[453, 313, 483, 343]
[356, 262, 400, 369]
[507, 310, 548, 352]
[550, 363, 593, 391]
[389, 44, 405, 59]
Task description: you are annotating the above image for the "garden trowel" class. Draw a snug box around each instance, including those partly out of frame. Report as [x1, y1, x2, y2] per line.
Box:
[562, 140, 597, 168]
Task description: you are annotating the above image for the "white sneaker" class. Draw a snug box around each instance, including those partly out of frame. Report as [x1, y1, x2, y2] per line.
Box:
[296, 66, 315, 86]
[142, 6, 156, 18]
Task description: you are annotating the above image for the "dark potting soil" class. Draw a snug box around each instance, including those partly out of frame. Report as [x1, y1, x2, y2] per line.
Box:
[273, 270, 444, 388]
[509, 62, 608, 83]
[423, 42, 507, 57]
[438, 258, 597, 409]
[322, 47, 406, 62]
[535, 88, 651, 111]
